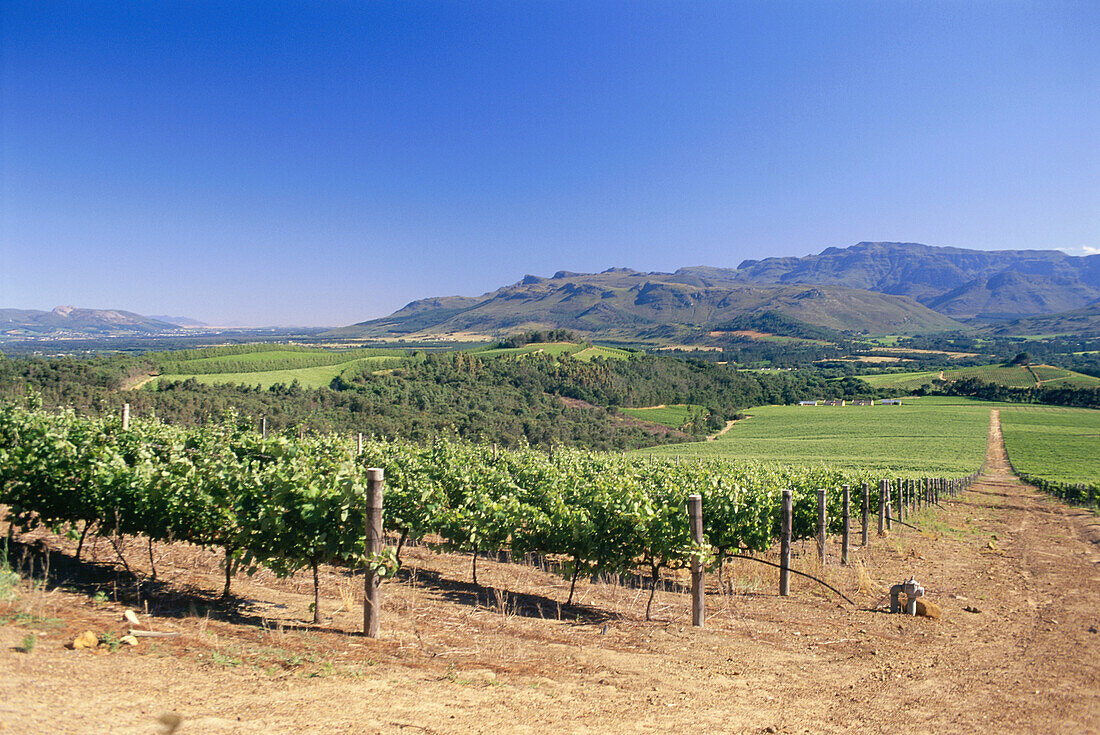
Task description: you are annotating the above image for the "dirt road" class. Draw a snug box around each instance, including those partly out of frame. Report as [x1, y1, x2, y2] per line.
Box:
[2, 410, 1098, 733]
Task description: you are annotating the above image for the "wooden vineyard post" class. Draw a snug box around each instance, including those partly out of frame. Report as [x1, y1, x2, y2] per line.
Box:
[357, 432, 363, 455]
[780, 489, 792, 596]
[364, 468, 384, 638]
[816, 488, 827, 564]
[841, 484, 850, 565]
[688, 494, 704, 627]
[861, 483, 869, 546]
[878, 479, 887, 535]
[898, 480, 906, 522]
[261, 416, 267, 438]
[885, 480, 893, 531]
[122, 403, 130, 431]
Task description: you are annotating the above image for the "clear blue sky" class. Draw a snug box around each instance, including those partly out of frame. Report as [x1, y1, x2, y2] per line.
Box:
[2, 1, 1097, 326]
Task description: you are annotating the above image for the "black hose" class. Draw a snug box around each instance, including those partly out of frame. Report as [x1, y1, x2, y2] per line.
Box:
[729, 553, 856, 606]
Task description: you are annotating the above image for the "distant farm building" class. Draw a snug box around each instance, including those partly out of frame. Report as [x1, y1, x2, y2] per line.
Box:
[849, 399, 874, 406]
[798, 400, 819, 406]
[880, 399, 903, 405]
[823, 400, 845, 406]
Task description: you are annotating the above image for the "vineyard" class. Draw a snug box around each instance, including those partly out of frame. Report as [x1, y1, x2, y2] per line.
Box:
[642, 397, 993, 474]
[999, 406, 1100, 508]
[856, 363, 1100, 391]
[155, 346, 407, 376]
[0, 399, 978, 624]
[472, 341, 632, 361]
[4, 400, 1100, 733]
[153, 345, 408, 390]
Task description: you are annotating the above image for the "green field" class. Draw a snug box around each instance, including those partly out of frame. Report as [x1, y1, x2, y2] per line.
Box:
[636, 397, 996, 474]
[473, 342, 632, 360]
[1000, 406, 1100, 484]
[620, 404, 705, 430]
[857, 363, 1100, 392]
[154, 355, 402, 390]
[156, 345, 406, 375]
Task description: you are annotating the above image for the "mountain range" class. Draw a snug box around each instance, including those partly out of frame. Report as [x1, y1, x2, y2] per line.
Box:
[734, 241, 1100, 320]
[327, 268, 960, 340]
[7, 243, 1099, 342]
[0, 306, 185, 339]
[333, 242, 1100, 340]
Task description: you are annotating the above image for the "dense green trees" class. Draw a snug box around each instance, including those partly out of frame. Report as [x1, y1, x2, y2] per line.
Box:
[923, 377, 1100, 410]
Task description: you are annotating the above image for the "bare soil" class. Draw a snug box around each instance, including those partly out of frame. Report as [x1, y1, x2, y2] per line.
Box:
[3, 410, 1099, 734]
[118, 372, 159, 391]
[707, 415, 748, 441]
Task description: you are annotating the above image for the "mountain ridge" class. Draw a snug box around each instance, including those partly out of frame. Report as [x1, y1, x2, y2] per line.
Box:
[733, 241, 1100, 317]
[332, 242, 1100, 340]
[328, 266, 961, 339]
[0, 306, 185, 339]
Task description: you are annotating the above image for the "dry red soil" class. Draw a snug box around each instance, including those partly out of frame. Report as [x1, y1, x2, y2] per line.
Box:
[2, 410, 1099, 734]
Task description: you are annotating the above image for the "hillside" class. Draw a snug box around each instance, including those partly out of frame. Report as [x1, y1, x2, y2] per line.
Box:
[329, 269, 960, 340]
[857, 363, 1100, 392]
[986, 302, 1100, 337]
[733, 241, 1100, 319]
[0, 306, 183, 339]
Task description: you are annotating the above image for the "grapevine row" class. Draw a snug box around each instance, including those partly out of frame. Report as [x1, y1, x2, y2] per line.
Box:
[0, 401, 973, 620]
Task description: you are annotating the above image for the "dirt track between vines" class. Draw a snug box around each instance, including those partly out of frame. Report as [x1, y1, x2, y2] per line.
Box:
[3, 410, 1099, 733]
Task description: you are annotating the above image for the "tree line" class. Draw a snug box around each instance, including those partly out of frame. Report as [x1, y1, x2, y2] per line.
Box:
[1, 351, 885, 450]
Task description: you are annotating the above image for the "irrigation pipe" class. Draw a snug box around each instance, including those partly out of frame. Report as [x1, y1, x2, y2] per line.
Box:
[729, 554, 856, 606]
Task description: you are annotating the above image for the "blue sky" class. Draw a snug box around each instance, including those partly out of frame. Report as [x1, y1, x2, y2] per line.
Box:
[2, 1, 1097, 326]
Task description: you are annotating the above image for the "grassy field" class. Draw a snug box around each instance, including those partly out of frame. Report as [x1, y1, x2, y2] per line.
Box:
[1000, 406, 1100, 484]
[636, 397, 997, 474]
[473, 342, 632, 360]
[856, 363, 1100, 391]
[157, 345, 406, 375]
[154, 356, 402, 390]
[619, 404, 704, 429]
